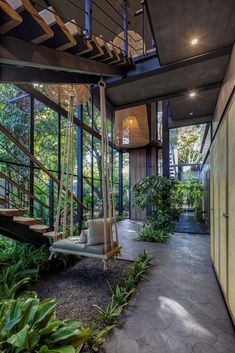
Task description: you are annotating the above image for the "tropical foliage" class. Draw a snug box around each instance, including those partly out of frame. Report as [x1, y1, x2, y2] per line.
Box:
[132, 176, 182, 242]
[0, 295, 92, 353]
[170, 126, 203, 165]
[0, 237, 75, 300]
[94, 251, 152, 328]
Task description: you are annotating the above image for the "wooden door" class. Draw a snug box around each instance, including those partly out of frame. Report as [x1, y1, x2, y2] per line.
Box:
[228, 94, 235, 322]
[218, 118, 228, 295]
[210, 144, 215, 262]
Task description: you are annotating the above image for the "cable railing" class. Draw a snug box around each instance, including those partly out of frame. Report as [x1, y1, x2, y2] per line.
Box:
[0, 124, 85, 235]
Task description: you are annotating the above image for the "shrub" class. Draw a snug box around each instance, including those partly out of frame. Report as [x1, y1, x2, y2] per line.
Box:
[0, 237, 77, 299]
[132, 176, 183, 241]
[138, 222, 169, 243]
[0, 295, 92, 353]
[93, 299, 126, 325]
[93, 251, 152, 334]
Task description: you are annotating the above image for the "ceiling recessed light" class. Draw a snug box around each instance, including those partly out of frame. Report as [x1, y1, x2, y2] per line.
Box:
[189, 91, 196, 98]
[191, 38, 199, 45]
[189, 112, 194, 116]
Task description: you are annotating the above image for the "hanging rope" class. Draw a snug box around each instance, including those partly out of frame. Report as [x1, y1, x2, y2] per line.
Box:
[99, 78, 119, 254]
[54, 92, 75, 240]
[53, 81, 119, 256]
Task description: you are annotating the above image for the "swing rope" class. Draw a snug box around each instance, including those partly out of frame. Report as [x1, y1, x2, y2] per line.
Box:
[99, 78, 119, 252]
[54, 93, 74, 240]
[53, 81, 119, 254]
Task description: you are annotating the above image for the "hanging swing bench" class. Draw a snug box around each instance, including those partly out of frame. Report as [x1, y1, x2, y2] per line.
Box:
[47, 80, 121, 268]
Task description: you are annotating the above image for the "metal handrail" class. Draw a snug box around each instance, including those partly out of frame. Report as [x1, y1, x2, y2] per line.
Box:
[0, 123, 87, 210]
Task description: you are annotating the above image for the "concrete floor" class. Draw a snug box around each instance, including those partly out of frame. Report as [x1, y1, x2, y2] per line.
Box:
[102, 220, 235, 353]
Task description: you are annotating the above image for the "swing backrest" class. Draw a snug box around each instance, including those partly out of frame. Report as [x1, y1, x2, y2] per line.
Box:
[86, 218, 115, 248]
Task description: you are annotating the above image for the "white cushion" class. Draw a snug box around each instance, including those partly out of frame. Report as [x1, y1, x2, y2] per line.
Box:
[77, 229, 88, 244]
[87, 218, 114, 246]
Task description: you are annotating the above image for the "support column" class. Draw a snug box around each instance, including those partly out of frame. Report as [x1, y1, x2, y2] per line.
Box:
[91, 93, 94, 218]
[77, 105, 83, 227]
[162, 100, 170, 178]
[119, 151, 123, 216]
[156, 101, 159, 176]
[29, 95, 34, 217]
[85, 0, 92, 39]
[123, 0, 128, 56]
[146, 103, 152, 217]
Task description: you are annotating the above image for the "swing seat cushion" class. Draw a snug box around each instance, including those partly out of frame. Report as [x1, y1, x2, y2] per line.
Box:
[51, 238, 105, 255]
[87, 218, 114, 246]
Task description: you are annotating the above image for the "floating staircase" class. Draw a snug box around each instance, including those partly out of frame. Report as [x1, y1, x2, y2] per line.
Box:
[0, 198, 51, 245]
[0, 0, 134, 68]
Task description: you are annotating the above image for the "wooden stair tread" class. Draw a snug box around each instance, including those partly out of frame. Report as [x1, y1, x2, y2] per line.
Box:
[0, 0, 23, 34]
[13, 216, 43, 225]
[29, 224, 49, 233]
[65, 21, 93, 56]
[39, 6, 76, 51]
[95, 37, 113, 62]
[0, 198, 8, 205]
[0, 208, 26, 216]
[83, 35, 104, 59]
[43, 231, 63, 238]
[5, 0, 54, 44]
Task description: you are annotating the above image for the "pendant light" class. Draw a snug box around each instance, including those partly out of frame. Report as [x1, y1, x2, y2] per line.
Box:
[114, 105, 149, 148]
[44, 84, 90, 105]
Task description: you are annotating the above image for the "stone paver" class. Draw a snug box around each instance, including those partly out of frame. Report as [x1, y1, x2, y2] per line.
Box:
[101, 220, 235, 353]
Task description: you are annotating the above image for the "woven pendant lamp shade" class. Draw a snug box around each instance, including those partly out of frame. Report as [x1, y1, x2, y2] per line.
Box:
[114, 105, 149, 148]
[112, 30, 145, 57]
[44, 84, 90, 105]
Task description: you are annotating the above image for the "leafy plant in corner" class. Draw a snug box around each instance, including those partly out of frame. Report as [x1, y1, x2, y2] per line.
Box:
[132, 176, 183, 242]
[0, 295, 92, 353]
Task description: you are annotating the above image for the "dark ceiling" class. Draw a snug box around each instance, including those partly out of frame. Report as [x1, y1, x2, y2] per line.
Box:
[147, 0, 235, 65]
[105, 0, 235, 125]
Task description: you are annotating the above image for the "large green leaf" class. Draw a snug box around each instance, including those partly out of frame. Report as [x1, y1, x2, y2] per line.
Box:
[4, 300, 22, 332]
[38, 345, 75, 353]
[7, 324, 29, 349]
[39, 321, 65, 336]
[48, 322, 82, 343]
[19, 298, 40, 329]
[33, 299, 57, 327]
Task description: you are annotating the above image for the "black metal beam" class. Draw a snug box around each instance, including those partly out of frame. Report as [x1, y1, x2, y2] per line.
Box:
[29, 95, 34, 217]
[77, 105, 83, 228]
[107, 45, 232, 90]
[146, 103, 152, 216]
[0, 35, 124, 77]
[0, 64, 100, 84]
[119, 151, 123, 216]
[113, 81, 223, 111]
[168, 115, 213, 129]
[162, 100, 169, 178]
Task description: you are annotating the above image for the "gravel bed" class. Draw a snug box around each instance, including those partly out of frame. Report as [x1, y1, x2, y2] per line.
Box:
[33, 257, 132, 326]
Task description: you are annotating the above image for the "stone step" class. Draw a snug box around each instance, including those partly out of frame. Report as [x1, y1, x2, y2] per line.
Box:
[29, 224, 49, 233]
[0, 208, 26, 216]
[13, 216, 43, 226]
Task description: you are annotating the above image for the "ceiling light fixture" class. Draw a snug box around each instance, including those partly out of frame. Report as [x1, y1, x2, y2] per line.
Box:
[189, 91, 196, 98]
[191, 38, 199, 45]
[189, 112, 194, 116]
